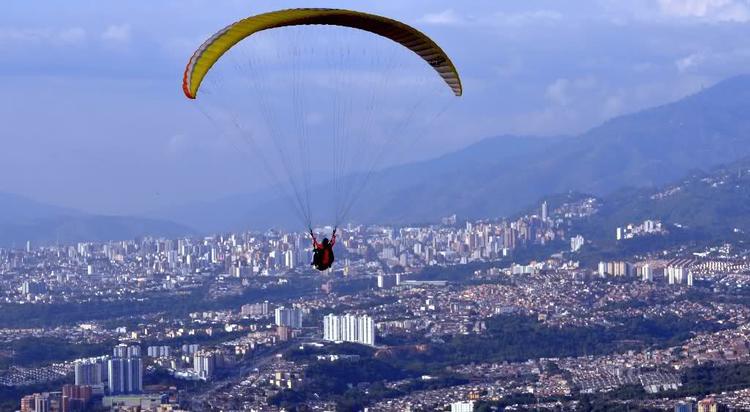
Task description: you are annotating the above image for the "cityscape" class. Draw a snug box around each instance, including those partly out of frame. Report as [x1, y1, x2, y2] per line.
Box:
[2, 191, 750, 411]
[5, 1, 750, 412]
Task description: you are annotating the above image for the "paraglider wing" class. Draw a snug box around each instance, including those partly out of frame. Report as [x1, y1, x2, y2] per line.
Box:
[182, 8, 462, 99]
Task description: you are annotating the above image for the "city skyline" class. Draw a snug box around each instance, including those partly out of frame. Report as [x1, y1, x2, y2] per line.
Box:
[4, 197, 750, 410]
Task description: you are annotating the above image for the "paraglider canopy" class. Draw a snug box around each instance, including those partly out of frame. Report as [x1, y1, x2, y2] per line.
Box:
[183, 8, 462, 100]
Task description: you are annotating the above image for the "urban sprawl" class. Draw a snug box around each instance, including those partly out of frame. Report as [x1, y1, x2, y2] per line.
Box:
[2, 198, 750, 411]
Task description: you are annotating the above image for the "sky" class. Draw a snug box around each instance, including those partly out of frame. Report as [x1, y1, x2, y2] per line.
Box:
[2, 0, 750, 215]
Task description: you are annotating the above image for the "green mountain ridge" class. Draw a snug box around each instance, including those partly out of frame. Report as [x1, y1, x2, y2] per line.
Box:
[363, 74, 750, 224]
[570, 157, 750, 245]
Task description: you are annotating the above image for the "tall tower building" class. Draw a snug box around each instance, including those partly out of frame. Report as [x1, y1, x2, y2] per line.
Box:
[108, 357, 124, 395]
[541, 201, 548, 222]
[322, 314, 375, 346]
[284, 250, 295, 269]
[275, 307, 303, 329]
[675, 401, 694, 412]
[20, 395, 35, 412]
[108, 345, 142, 395]
[323, 314, 342, 342]
[127, 356, 143, 394]
[598, 261, 607, 277]
[113, 344, 128, 359]
[74, 359, 103, 386]
[62, 384, 93, 412]
[193, 351, 216, 379]
[127, 345, 141, 358]
[34, 394, 51, 412]
[697, 398, 718, 412]
[358, 315, 375, 346]
[641, 264, 653, 282]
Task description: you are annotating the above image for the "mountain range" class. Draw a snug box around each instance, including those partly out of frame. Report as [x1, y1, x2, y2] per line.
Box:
[151, 74, 750, 231]
[5, 74, 750, 244]
[571, 156, 750, 243]
[0, 193, 192, 247]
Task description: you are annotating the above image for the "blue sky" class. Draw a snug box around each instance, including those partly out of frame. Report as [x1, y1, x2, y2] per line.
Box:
[2, 0, 750, 214]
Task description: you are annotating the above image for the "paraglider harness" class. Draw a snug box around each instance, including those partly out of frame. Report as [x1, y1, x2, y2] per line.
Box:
[310, 228, 336, 271]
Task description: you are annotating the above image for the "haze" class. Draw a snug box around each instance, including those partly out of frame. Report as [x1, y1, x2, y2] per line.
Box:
[2, 0, 749, 215]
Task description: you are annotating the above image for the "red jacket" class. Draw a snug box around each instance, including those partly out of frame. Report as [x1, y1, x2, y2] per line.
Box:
[312, 233, 336, 249]
[312, 233, 336, 267]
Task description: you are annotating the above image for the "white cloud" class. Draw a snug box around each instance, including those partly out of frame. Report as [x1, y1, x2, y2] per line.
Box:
[102, 24, 131, 43]
[546, 76, 598, 106]
[658, 0, 750, 22]
[676, 53, 705, 72]
[418, 8, 562, 28]
[418, 9, 465, 25]
[493, 10, 563, 26]
[598, 0, 750, 23]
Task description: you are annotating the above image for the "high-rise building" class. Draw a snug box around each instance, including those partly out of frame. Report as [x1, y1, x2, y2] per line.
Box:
[23, 392, 60, 412]
[598, 261, 607, 277]
[666, 265, 688, 285]
[182, 343, 200, 355]
[277, 325, 292, 341]
[323, 314, 375, 346]
[674, 401, 694, 412]
[451, 401, 475, 412]
[541, 201, 548, 222]
[570, 235, 584, 252]
[641, 264, 653, 282]
[146, 345, 171, 358]
[20, 395, 35, 412]
[324, 314, 342, 342]
[34, 394, 51, 412]
[413, 243, 423, 256]
[358, 315, 375, 346]
[284, 250, 295, 269]
[503, 228, 517, 250]
[113, 343, 128, 359]
[275, 307, 303, 329]
[108, 345, 142, 395]
[74, 359, 104, 386]
[62, 384, 92, 412]
[241, 301, 269, 317]
[377, 274, 397, 289]
[613, 261, 632, 277]
[697, 398, 719, 412]
[127, 345, 141, 358]
[108, 358, 124, 394]
[194, 351, 216, 379]
[342, 314, 358, 342]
